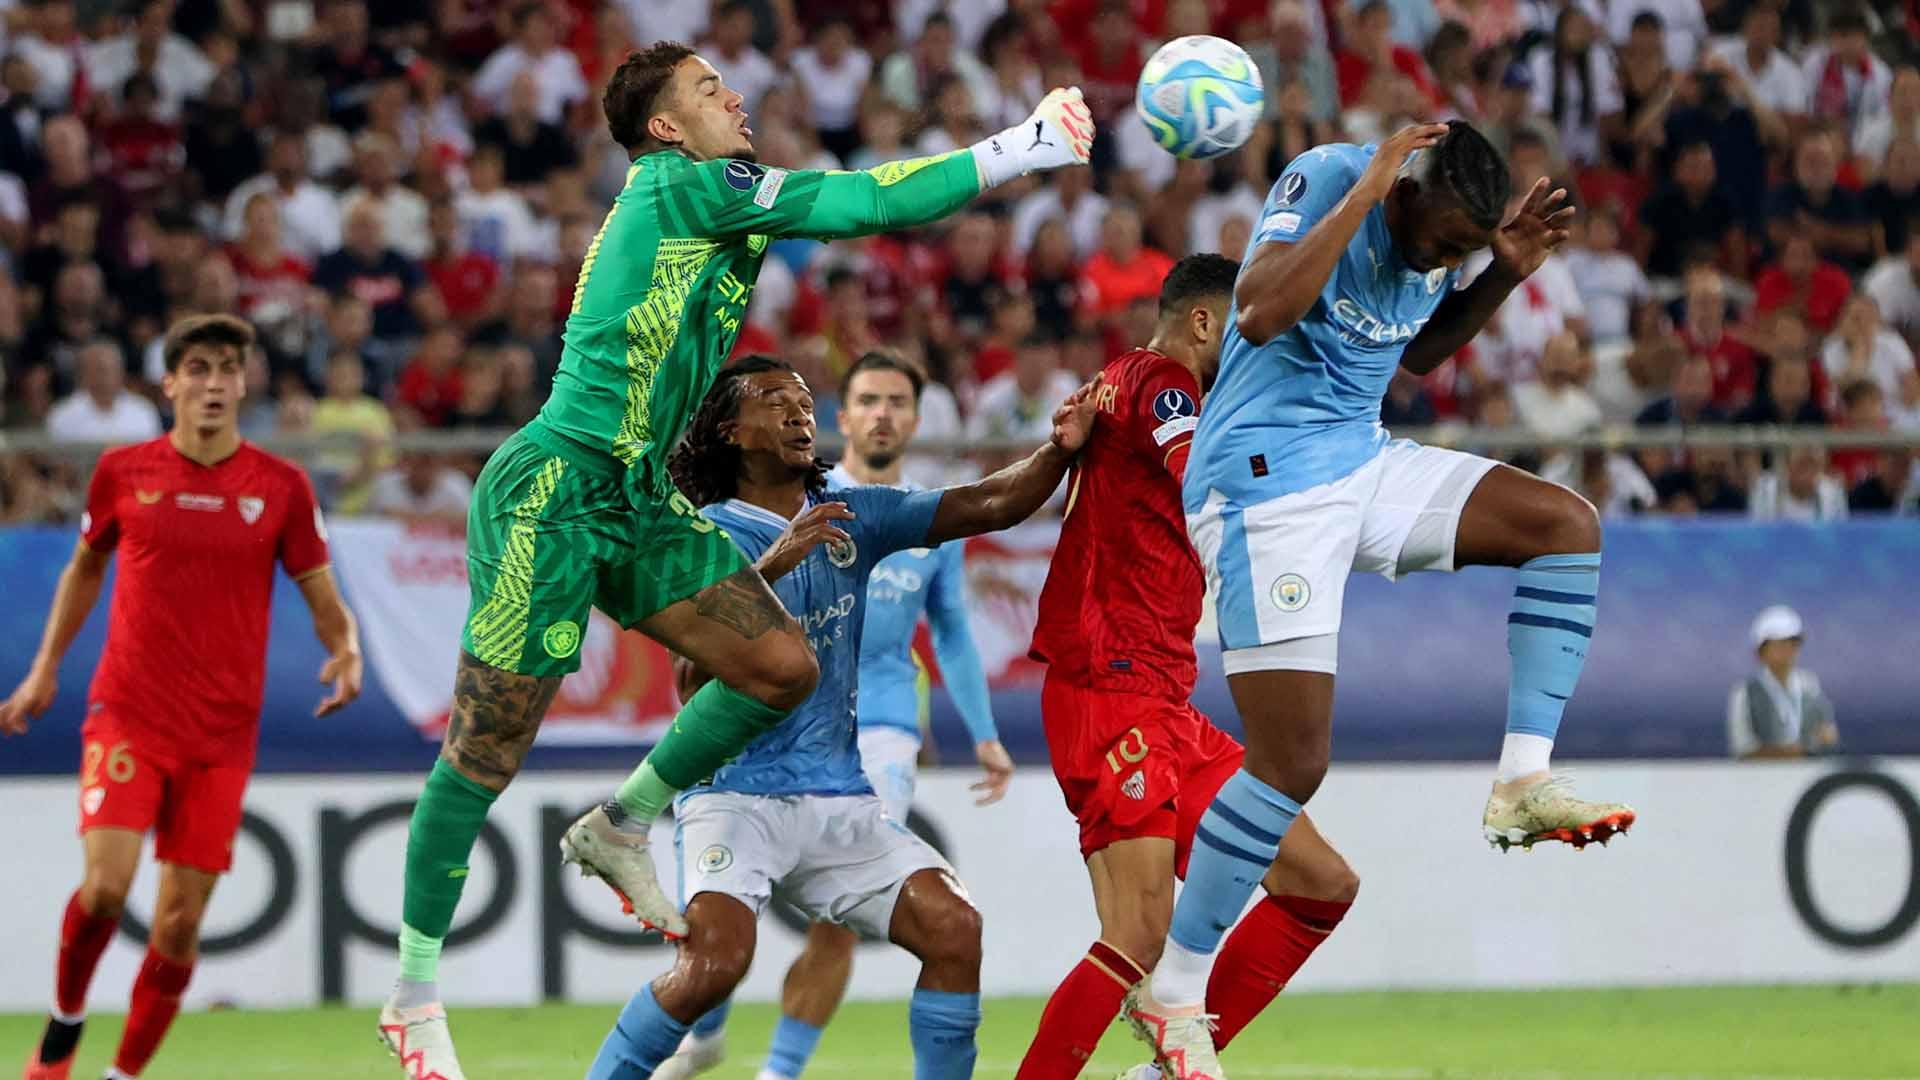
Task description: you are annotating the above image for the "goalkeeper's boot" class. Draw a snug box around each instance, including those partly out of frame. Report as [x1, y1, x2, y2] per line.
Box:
[560, 801, 688, 939]
[651, 1029, 727, 1080]
[1483, 774, 1635, 851]
[377, 999, 468, 1080]
[1124, 981, 1224, 1080]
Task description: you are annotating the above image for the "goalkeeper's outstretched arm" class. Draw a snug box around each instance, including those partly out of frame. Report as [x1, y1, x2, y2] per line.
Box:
[665, 88, 1096, 242]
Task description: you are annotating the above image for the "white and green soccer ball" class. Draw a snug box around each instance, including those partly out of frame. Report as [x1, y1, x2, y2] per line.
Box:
[1135, 34, 1266, 161]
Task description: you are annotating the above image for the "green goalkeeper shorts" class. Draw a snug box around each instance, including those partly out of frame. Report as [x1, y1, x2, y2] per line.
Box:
[462, 423, 748, 677]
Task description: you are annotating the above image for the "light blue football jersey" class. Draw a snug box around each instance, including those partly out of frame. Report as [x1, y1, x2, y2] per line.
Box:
[682, 483, 941, 800]
[1184, 142, 1461, 511]
[825, 465, 997, 745]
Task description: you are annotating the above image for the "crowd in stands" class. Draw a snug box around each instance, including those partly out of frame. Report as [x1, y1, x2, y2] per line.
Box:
[2, 0, 1919, 524]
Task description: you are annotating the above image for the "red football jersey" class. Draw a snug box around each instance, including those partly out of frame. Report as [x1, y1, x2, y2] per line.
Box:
[82, 438, 331, 766]
[1030, 348, 1203, 700]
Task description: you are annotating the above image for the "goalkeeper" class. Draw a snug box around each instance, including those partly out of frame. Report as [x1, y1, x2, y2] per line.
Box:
[377, 40, 1096, 1080]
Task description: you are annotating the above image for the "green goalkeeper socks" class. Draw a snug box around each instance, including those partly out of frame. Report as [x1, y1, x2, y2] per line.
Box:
[397, 759, 500, 982]
[614, 679, 789, 820]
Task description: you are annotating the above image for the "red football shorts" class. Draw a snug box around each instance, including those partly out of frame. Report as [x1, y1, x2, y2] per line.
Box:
[1041, 674, 1245, 878]
[77, 711, 251, 873]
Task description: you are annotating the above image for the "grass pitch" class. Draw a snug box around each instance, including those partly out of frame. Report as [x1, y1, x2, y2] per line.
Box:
[3, 985, 1914, 1079]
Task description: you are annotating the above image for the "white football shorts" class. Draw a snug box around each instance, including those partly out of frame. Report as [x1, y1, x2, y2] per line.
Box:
[674, 791, 951, 938]
[1189, 439, 1500, 663]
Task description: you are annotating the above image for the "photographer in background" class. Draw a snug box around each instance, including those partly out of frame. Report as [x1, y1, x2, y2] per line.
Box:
[1727, 605, 1838, 760]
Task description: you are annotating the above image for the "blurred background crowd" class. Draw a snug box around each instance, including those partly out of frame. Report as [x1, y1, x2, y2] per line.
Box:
[2, 0, 1919, 525]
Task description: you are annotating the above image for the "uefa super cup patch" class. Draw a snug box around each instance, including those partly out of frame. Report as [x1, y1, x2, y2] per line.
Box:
[1278, 171, 1307, 206]
[1151, 387, 1198, 445]
[724, 160, 766, 191]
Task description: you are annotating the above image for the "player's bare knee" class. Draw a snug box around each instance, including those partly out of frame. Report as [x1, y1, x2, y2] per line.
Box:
[1244, 737, 1329, 804]
[1274, 857, 1360, 905]
[79, 875, 130, 921]
[898, 880, 982, 969]
[675, 936, 754, 1013]
[1545, 488, 1602, 556]
[149, 910, 201, 962]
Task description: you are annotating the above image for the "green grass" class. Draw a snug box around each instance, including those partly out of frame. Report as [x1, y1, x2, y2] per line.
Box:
[6, 986, 1917, 1079]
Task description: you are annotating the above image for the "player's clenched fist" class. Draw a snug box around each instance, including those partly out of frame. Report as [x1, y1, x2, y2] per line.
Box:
[971, 87, 1097, 187]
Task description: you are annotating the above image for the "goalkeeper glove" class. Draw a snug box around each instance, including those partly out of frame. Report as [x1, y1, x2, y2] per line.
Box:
[970, 87, 1096, 188]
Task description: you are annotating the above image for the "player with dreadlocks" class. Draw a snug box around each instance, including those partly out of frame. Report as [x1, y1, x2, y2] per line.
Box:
[585, 355, 1096, 1079]
[380, 37, 1095, 1079]
[1128, 122, 1637, 1078]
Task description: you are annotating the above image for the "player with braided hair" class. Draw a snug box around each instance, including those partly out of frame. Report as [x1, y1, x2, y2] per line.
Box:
[1129, 121, 1637, 1079]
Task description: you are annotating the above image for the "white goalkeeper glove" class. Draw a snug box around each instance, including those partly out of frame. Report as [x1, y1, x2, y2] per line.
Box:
[970, 86, 1096, 189]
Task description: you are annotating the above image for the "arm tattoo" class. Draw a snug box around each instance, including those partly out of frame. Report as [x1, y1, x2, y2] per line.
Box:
[691, 568, 789, 640]
[441, 651, 562, 789]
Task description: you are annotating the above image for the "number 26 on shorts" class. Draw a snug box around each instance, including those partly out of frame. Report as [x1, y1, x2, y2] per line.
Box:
[82, 740, 137, 786]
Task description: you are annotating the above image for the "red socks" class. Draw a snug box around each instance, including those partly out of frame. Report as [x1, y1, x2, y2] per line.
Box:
[112, 948, 195, 1077]
[55, 891, 118, 1018]
[1208, 894, 1351, 1050]
[1016, 940, 1150, 1079]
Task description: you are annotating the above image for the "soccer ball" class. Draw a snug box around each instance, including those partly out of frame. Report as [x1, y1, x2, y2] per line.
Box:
[1135, 35, 1265, 161]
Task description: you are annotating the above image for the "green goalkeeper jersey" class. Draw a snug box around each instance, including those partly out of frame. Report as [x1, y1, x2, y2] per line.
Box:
[534, 148, 982, 500]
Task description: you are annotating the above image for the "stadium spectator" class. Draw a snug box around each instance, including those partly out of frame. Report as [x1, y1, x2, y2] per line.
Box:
[1750, 443, 1847, 519]
[1483, 69, 1560, 163]
[305, 0, 408, 130]
[1528, 5, 1620, 166]
[1706, 3, 1806, 123]
[1799, 6, 1890, 134]
[1605, 0, 1707, 72]
[790, 17, 874, 162]
[1012, 165, 1107, 259]
[1434, 0, 1524, 51]
[971, 290, 1036, 384]
[1637, 351, 1727, 426]
[180, 67, 263, 205]
[95, 74, 187, 208]
[1767, 129, 1873, 273]
[472, 2, 589, 126]
[30, 116, 130, 266]
[1068, 2, 1146, 124]
[1754, 233, 1853, 334]
[341, 132, 429, 261]
[423, 197, 502, 332]
[19, 196, 106, 310]
[394, 324, 464, 427]
[45, 340, 161, 443]
[1336, 0, 1439, 113]
[977, 15, 1042, 130]
[1609, 11, 1676, 173]
[1664, 51, 1771, 231]
[1544, 445, 1658, 517]
[879, 12, 995, 116]
[449, 349, 514, 427]
[940, 210, 1016, 348]
[484, 262, 562, 391]
[915, 74, 989, 157]
[310, 349, 393, 510]
[1078, 203, 1175, 329]
[1864, 141, 1920, 261]
[1248, 0, 1339, 126]
[20, 261, 112, 396]
[966, 331, 1079, 445]
[368, 450, 474, 525]
[1728, 604, 1838, 759]
[1024, 217, 1083, 334]
[845, 99, 912, 173]
[1738, 328, 1827, 425]
[1822, 294, 1915, 405]
[1676, 267, 1758, 409]
[1513, 330, 1604, 438]
[1855, 67, 1920, 180]
[1864, 231, 1920, 347]
[454, 142, 538, 266]
[1663, 444, 1751, 513]
[1829, 377, 1892, 487]
[700, 0, 784, 113]
[85, 0, 214, 122]
[121, 208, 205, 350]
[1565, 209, 1648, 344]
[1422, 20, 1479, 121]
[1637, 140, 1744, 279]
[224, 133, 343, 263]
[276, 76, 354, 186]
[226, 191, 315, 356]
[1463, 243, 1587, 385]
[1594, 328, 1678, 421]
[311, 202, 429, 364]
[816, 266, 882, 374]
[12, 0, 86, 113]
